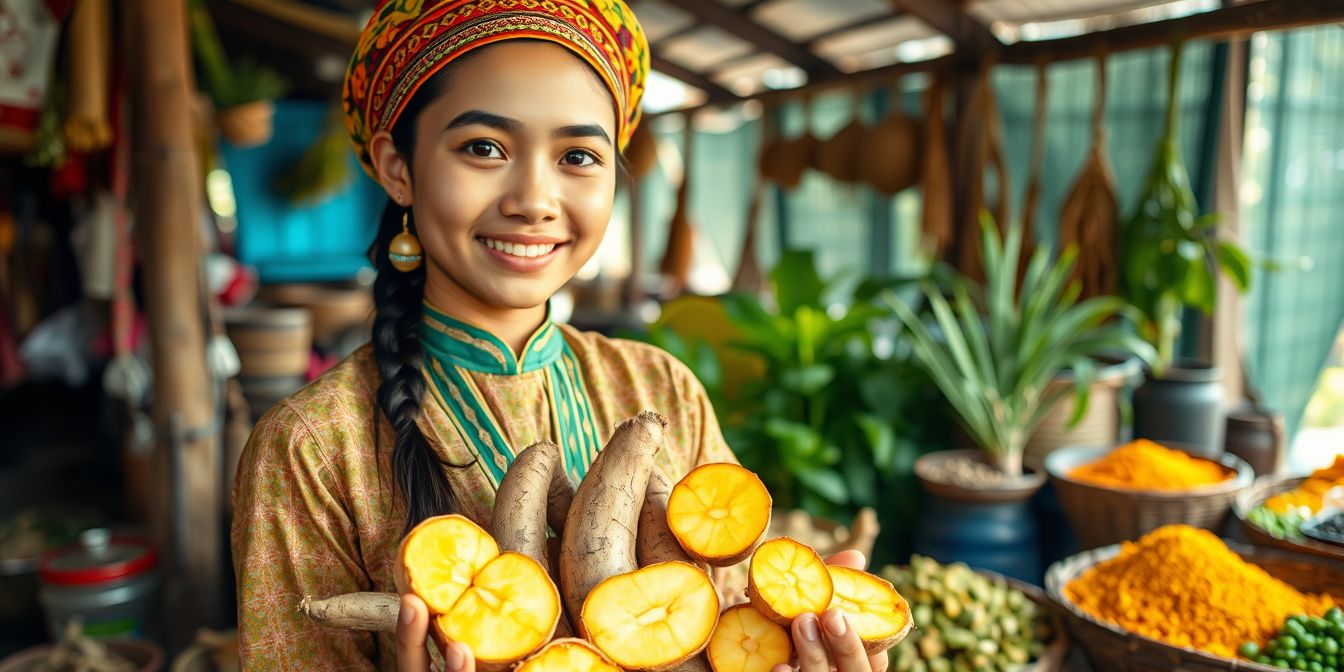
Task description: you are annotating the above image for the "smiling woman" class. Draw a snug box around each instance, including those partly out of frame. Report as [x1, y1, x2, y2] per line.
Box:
[230, 2, 890, 672]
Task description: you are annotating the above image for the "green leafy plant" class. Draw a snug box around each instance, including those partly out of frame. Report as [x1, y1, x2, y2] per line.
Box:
[189, 0, 290, 109]
[1122, 40, 1251, 369]
[885, 215, 1158, 477]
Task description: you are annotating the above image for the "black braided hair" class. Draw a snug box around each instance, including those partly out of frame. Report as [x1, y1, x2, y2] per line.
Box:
[369, 68, 464, 534]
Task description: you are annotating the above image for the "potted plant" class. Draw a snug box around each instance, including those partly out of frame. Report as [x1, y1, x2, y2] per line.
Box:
[188, 0, 290, 147]
[1121, 41, 1252, 451]
[884, 216, 1156, 580]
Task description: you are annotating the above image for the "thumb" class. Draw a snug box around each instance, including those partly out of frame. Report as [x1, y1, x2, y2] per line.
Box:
[824, 549, 867, 571]
[396, 593, 434, 672]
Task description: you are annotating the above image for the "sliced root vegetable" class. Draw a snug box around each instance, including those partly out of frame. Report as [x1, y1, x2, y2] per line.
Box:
[300, 592, 400, 633]
[668, 463, 771, 566]
[516, 638, 620, 672]
[639, 467, 706, 570]
[560, 412, 666, 620]
[707, 604, 793, 672]
[492, 441, 576, 636]
[826, 566, 913, 654]
[746, 537, 833, 625]
[435, 552, 561, 669]
[397, 514, 499, 613]
[582, 561, 720, 671]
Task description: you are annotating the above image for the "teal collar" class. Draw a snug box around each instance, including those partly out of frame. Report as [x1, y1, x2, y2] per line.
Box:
[420, 302, 563, 375]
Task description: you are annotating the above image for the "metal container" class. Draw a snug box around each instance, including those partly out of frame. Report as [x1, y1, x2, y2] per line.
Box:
[38, 529, 159, 639]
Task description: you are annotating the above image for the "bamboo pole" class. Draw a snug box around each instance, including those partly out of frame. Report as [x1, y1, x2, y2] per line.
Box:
[125, 0, 223, 647]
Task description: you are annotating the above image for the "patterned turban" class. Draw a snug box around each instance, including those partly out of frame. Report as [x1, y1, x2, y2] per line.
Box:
[343, 0, 649, 179]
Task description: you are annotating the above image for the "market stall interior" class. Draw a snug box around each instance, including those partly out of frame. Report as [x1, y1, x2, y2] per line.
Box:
[1, 0, 1343, 669]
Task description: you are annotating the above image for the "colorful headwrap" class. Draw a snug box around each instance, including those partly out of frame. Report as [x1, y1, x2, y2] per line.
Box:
[343, 0, 649, 179]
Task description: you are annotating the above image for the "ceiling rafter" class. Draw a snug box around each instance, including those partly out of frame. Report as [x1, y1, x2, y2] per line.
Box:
[662, 0, 843, 79]
[650, 54, 741, 104]
[886, 0, 999, 54]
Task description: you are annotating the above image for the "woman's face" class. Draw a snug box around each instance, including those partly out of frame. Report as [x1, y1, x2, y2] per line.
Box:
[396, 41, 619, 313]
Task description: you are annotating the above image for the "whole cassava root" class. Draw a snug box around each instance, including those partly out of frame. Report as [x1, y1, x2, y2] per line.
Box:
[300, 592, 400, 632]
[667, 463, 771, 566]
[560, 411, 667, 621]
[639, 466, 706, 570]
[492, 441, 577, 636]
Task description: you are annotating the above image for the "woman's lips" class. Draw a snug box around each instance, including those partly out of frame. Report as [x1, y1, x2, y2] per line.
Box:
[476, 236, 566, 272]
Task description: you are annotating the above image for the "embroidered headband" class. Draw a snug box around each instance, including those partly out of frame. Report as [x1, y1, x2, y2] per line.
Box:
[342, 0, 649, 179]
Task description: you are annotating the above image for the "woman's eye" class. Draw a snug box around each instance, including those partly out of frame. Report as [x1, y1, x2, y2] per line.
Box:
[562, 150, 597, 167]
[467, 141, 502, 159]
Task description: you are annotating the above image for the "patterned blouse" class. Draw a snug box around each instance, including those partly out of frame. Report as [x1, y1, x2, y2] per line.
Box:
[230, 311, 735, 670]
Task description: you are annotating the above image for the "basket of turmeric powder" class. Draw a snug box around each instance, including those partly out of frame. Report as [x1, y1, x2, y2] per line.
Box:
[1045, 525, 1343, 672]
[1235, 455, 1344, 562]
[1045, 440, 1253, 550]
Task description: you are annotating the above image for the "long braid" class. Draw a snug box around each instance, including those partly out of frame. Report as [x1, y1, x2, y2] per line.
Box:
[369, 67, 463, 533]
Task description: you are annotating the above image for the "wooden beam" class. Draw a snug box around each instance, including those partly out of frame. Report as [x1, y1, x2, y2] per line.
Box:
[670, 0, 842, 78]
[803, 11, 904, 48]
[887, 0, 999, 54]
[651, 54, 741, 104]
[651, 21, 705, 50]
[126, 0, 222, 650]
[1001, 0, 1344, 64]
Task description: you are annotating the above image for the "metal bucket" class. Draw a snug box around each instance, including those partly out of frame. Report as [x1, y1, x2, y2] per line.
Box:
[38, 529, 160, 640]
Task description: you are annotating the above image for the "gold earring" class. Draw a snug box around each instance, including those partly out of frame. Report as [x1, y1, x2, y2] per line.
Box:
[388, 209, 423, 272]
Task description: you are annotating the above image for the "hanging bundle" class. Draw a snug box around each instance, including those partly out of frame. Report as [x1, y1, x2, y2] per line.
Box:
[658, 119, 696, 294]
[624, 122, 659, 181]
[1020, 57, 1049, 263]
[759, 97, 817, 191]
[919, 73, 953, 260]
[814, 89, 867, 184]
[1058, 50, 1120, 300]
[64, 0, 114, 152]
[858, 81, 921, 196]
[955, 58, 1010, 281]
[731, 180, 766, 296]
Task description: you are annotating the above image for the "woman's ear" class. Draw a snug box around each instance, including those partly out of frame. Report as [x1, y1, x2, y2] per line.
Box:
[370, 130, 413, 205]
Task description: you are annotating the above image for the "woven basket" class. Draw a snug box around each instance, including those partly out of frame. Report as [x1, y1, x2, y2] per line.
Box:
[1045, 445, 1253, 550]
[1235, 475, 1344, 562]
[1045, 542, 1344, 672]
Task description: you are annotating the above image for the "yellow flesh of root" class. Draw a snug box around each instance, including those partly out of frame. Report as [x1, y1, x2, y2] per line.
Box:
[439, 552, 559, 662]
[517, 640, 620, 672]
[827, 566, 910, 641]
[668, 464, 771, 560]
[750, 538, 833, 620]
[583, 561, 720, 669]
[708, 605, 793, 672]
[403, 516, 499, 613]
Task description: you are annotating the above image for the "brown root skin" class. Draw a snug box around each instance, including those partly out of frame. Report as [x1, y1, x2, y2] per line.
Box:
[560, 411, 667, 622]
[638, 467, 707, 571]
[300, 593, 399, 633]
[492, 441, 577, 637]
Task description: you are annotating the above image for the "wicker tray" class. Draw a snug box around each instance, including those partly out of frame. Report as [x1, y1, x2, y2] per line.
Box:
[1045, 445, 1253, 550]
[1044, 541, 1343, 672]
[1235, 475, 1344, 562]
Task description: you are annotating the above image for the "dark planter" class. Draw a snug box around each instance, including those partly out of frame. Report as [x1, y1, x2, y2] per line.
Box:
[912, 450, 1046, 583]
[1131, 361, 1223, 456]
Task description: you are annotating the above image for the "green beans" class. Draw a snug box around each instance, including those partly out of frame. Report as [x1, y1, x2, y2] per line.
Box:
[1243, 610, 1344, 671]
[881, 557, 1051, 672]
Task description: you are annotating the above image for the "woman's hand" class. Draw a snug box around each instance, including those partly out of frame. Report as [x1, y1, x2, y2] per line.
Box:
[771, 550, 889, 672]
[397, 593, 476, 672]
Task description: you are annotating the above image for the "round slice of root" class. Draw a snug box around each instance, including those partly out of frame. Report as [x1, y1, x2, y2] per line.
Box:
[435, 552, 561, 668]
[707, 604, 793, 672]
[582, 561, 720, 671]
[517, 638, 621, 672]
[826, 566, 913, 654]
[667, 463, 772, 566]
[399, 514, 499, 613]
[746, 537, 833, 626]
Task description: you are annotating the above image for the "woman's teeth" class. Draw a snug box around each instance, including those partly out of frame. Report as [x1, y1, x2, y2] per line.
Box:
[480, 238, 557, 258]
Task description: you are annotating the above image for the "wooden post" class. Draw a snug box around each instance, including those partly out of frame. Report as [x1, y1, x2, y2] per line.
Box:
[125, 0, 223, 647]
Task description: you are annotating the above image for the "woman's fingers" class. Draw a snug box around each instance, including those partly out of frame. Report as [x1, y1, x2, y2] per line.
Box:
[824, 549, 866, 571]
[396, 593, 433, 672]
[792, 612, 832, 672]
[821, 608, 872, 672]
[444, 641, 476, 672]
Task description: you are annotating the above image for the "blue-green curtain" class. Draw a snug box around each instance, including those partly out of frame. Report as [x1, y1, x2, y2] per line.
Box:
[1241, 26, 1344, 439]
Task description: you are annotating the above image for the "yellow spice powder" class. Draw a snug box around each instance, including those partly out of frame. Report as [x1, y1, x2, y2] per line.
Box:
[1069, 439, 1229, 491]
[1064, 525, 1337, 659]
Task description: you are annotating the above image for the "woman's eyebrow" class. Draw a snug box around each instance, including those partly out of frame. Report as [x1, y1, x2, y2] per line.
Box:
[554, 124, 612, 147]
[445, 110, 521, 133]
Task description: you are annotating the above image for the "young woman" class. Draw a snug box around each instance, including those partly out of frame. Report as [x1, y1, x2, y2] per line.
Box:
[230, 2, 885, 670]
